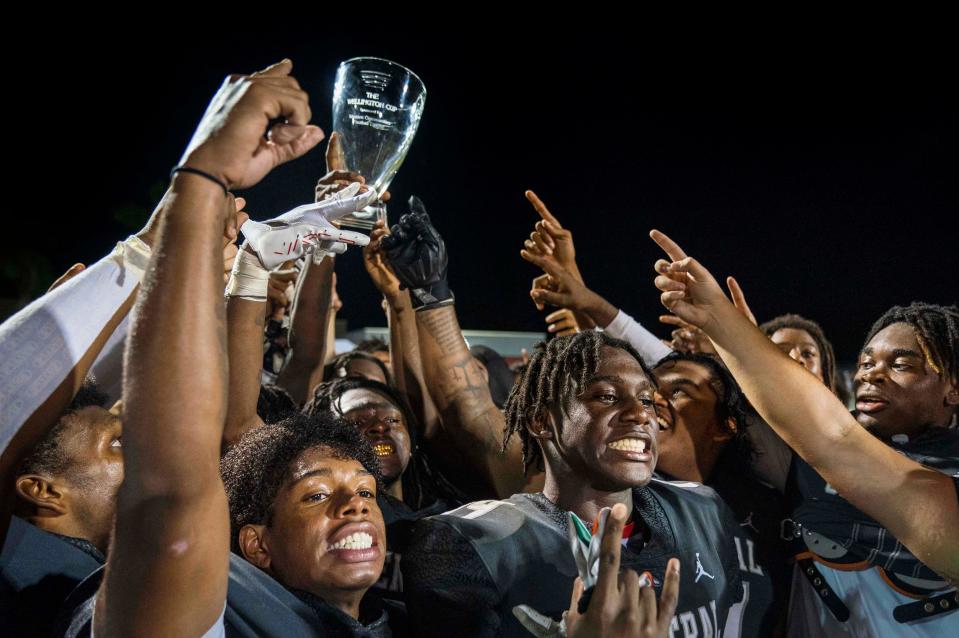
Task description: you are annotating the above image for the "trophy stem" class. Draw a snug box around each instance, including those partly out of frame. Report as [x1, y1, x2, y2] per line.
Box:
[338, 200, 388, 231]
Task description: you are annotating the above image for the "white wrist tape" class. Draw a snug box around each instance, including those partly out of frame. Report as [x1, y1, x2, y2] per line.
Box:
[111, 235, 153, 283]
[225, 249, 269, 300]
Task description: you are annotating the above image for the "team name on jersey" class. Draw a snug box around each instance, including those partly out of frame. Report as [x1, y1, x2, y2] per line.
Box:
[668, 600, 720, 638]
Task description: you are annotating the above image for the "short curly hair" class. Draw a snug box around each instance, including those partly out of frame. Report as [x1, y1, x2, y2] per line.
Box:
[18, 381, 108, 481]
[503, 331, 653, 474]
[220, 412, 382, 553]
[257, 383, 298, 424]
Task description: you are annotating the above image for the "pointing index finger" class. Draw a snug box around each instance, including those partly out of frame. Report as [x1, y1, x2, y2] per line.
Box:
[525, 190, 562, 227]
[649, 229, 689, 262]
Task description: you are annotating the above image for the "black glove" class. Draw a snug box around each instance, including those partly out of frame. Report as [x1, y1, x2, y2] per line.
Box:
[381, 196, 454, 310]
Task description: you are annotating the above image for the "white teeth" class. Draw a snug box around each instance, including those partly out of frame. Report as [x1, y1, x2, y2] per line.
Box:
[657, 417, 668, 428]
[327, 532, 374, 551]
[609, 438, 648, 453]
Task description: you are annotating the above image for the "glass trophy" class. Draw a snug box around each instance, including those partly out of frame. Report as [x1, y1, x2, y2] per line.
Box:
[331, 57, 426, 229]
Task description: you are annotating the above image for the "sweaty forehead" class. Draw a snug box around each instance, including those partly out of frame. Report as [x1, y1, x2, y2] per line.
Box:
[593, 347, 655, 387]
[654, 359, 714, 386]
[287, 446, 371, 483]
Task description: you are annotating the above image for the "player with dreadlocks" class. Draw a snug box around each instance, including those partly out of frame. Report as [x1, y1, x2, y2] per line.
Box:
[324, 350, 394, 387]
[651, 229, 959, 636]
[385, 208, 744, 637]
[777, 301, 959, 635]
[518, 209, 794, 636]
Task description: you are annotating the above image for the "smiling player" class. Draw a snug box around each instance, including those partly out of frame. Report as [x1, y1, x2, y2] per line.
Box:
[402, 329, 744, 637]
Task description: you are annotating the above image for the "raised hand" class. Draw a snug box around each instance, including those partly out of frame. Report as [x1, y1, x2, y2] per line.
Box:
[523, 250, 616, 326]
[524, 190, 579, 276]
[658, 314, 716, 354]
[180, 59, 325, 190]
[657, 270, 758, 353]
[363, 220, 402, 299]
[524, 251, 590, 311]
[47, 263, 86, 292]
[222, 196, 249, 282]
[531, 273, 554, 312]
[546, 308, 582, 337]
[381, 198, 447, 289]
[565, 504, 680, 638]
[314, 132, 390, 204]
[650, 230, 730, 331]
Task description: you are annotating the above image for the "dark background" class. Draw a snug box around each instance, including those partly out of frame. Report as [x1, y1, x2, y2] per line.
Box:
[8, 29, 957, 364]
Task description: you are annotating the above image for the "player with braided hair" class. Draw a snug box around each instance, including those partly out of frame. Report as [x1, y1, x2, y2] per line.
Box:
[387, 207, 744, 637]
[650, 230, 959, 635]
[861, 302, 959, 408]
[850, 301, 959, 444]
[502, 330, 647, 474]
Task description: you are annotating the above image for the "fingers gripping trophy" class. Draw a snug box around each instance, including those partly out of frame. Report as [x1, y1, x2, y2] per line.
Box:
[331, 57, 427, 229]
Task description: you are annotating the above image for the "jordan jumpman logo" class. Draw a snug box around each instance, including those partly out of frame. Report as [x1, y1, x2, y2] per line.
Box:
[694, 552, 714, 583]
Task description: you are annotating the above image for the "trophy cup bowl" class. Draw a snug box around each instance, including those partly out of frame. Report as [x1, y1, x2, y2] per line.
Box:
[331, 57, 426, 229]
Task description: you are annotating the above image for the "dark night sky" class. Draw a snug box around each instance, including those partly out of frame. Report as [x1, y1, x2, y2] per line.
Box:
[12, 29, 957, 363]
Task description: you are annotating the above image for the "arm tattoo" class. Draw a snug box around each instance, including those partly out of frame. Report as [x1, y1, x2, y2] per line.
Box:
[417, 307, 467, 353]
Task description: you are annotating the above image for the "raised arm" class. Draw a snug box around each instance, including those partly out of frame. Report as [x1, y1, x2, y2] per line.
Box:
[95, 59, 325, 636]
[415, 305, 531, 497]
[223, 241, 270, 448]
[274, 254, 335, 404]
[274, 135, 363, 403]
[649, 229, 959, 583]
[363, 220, 440, 439]
[382, 202, 534, 498]
[518, 192, 675, 367]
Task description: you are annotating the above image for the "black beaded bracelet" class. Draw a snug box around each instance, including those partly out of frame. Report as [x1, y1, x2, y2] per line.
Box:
[171, 166, 229, 196]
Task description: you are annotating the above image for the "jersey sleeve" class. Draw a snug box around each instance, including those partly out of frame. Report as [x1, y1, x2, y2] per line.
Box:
[0, 237, 148, 449]
[603, 309, 673, 367]
[402, 517, 503, 638]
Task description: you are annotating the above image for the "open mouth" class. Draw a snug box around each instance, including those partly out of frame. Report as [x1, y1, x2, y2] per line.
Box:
[324, 522, 381, 562]
[655, 411, 672, 430]
[372, 442, 395, 457]
[856, 394, 889, 413]
[327, 532, 375, 552]
[607, 436, 651, 457]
